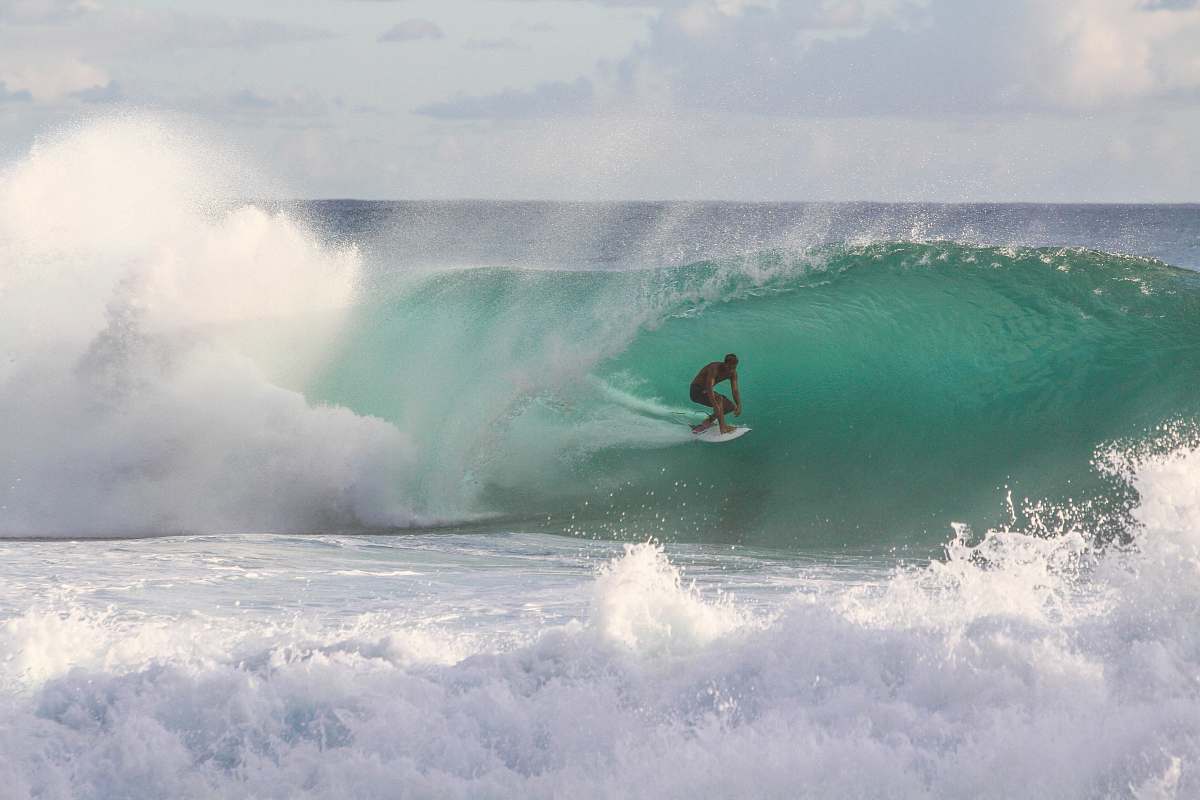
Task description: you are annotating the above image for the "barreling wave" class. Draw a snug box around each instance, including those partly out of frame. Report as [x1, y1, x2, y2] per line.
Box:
[4, 117, 1199, 543]
[312, 242, 1200, 549]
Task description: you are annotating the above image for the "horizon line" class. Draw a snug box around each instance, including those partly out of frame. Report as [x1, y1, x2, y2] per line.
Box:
[280, 198, 1200, 207]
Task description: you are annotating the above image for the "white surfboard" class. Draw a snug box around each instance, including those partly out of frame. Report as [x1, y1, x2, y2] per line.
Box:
[693, 425, 751, 443]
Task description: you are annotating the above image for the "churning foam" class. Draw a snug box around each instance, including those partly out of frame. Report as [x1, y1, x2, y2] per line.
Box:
[1, 432, 1198, 797]
[0, 116, 417, 535]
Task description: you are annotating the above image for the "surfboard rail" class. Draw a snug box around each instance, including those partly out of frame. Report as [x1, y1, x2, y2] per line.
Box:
[692, 425, 751, 443]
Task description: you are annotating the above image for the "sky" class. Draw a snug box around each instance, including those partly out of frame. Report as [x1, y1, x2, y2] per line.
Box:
[1, 0, 1199, 201]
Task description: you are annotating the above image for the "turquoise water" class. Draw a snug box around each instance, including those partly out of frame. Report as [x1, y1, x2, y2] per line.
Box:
[313, 242, 1200, 549]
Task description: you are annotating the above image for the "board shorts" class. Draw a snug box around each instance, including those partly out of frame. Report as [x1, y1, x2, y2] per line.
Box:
[690, 383, 734, 413]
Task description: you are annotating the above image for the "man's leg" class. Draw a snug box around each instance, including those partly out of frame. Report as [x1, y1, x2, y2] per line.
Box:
[715, 393, 733, 433]
[691, 384, 717, 433]
[692, 393, 735, 434]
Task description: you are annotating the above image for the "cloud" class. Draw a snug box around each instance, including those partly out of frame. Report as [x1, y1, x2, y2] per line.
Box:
[0, 0, 97, 23]
[0, 56, 108, 101]
[464, 37, 525, 51]
[603, 0, 1200, 116]
[378, 19, 444, 42]
[70, 79, 122, 103]
[224, 88, 331, 117]
[1030, 0, 1200, 108]
[228, 89, 277, 111]
[107, 10, 332, 51]
[512, 0, 690, 5]
[413, 0, 1200, 124]
[0, 7, 332, 55]
[415, 77, 594, 119]
[0, 8, 333, 105]
[0, 80, 33, 102]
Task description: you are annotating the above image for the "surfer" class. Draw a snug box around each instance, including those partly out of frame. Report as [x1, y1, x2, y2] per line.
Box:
[690, 353, 741, 434]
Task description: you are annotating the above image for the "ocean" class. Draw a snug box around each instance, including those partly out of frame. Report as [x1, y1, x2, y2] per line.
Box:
[1, 119, 1198, 798]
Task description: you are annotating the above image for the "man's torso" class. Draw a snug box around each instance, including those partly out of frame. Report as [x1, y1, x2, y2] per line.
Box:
[692, 362, 729, 387]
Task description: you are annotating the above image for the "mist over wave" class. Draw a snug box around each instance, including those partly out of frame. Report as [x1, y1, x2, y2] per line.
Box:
[0, 118, 417, 536]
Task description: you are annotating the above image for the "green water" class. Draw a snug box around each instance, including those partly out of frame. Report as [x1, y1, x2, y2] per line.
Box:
[312, 242, 1200, 548]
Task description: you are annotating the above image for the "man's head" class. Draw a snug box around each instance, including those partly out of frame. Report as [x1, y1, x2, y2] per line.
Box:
[724, 353, 738, 371]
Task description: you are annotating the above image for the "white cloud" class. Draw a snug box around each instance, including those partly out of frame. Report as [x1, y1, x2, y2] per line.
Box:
[0, 6, 334, 107]
[416, 77, 593, 119]
[464, 37, 525, 51]
[0, 0, 97, 23]
[224, 88, 332, 118]
[71, 79, 122, 103]
[0, 7, 332, 57]
[415, 0, 929, 120]
[0, 80, 33, 102]
[564, 0, 1200, 115]
[387, 0, 1200, 201]
[99, 9, 332, 52]
[378, 19, 444, 42]
[671, 0, 774, 37]
[1027, 0, 1200, 108]
[0, 55, 108, 101]
[0, 0, 1195, 202]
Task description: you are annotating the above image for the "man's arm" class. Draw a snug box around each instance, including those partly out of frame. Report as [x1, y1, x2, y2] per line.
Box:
[731, 372, 741, 416]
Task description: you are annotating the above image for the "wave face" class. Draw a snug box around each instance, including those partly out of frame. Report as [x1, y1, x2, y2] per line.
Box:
[313, 244, 1200, 547]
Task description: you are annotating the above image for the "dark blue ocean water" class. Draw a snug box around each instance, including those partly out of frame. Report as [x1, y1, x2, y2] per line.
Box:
[297, 200, 1200, 271]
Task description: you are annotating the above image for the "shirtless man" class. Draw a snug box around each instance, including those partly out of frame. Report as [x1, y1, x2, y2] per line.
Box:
[690, 353, 741, 434]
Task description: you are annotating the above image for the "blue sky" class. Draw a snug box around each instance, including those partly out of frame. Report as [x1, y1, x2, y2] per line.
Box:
[1, 0, 1198, 200]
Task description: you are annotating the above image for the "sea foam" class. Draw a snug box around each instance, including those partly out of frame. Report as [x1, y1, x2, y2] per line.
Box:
[2, 436, 1198, 798]
[0, 116, 417, 535]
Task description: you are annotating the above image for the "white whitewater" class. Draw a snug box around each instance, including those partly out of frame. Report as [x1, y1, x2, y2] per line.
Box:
[1, 433, 1198, 797]
[0, 117, 420, 535]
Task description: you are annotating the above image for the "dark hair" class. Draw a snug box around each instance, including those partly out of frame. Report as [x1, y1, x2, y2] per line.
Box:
[724, 353, 738, 365]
